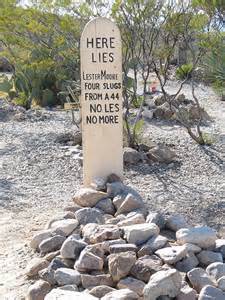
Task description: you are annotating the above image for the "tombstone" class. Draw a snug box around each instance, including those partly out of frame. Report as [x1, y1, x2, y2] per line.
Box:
[80, 18, 123, 186]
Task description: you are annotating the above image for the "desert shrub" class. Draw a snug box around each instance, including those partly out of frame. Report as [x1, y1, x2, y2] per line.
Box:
[13, 92, 29, 109]
[42, 89, 55, 107]
[0, 74, 13, 93]
[204, 43, 225, 95]
[176, 63, 193, 80]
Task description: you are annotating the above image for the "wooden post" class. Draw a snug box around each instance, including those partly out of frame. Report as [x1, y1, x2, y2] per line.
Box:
[80, 18, 123, 186]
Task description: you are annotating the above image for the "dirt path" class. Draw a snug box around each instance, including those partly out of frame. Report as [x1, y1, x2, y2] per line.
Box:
[0, 83, 224, 299]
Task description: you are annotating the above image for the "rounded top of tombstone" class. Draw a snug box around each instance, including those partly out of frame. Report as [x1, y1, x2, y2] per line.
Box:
[81, 17, 121, 38]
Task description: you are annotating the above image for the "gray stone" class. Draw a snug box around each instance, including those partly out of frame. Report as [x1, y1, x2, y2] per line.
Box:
[39, 235, 66, 254]
[90, 177, 106, 191]
[108, 251, 136, 282]
[175, 253, 199, 272]
[155, 246, 187, 264]
[25, 258, 49, 277]
[50, 219, 79, 236]
[75, 249, 104, 272]
[60, 235, 87, 259]
[115, 193, 145, 216]
[117, 277, 145, 296]
[73, 187, 107, 207]
[176, 226, 217, 249]
[89, 285, 116, 298]
[214, 239, 225, 258]
[187, 268, 216, 293]
[81, 274, 114, 289]
[84, 244, 105, 259]
[142, 235, 168, 253]
[113, 194, 126, 210]
[197, 250, 223, 267]
[30, 230, 53, 251]
[26, 280, 51, 300]
[101, 288, 139, 300]
[95, 198, 115, 215]
[57, 285, 78, 291]
[75, 207, 104, 225]
[55, 268, 81, 286]
[117, 213, 145, 226]
[107, 182, 143, 202]
[166, 214, 189, 231]
[217, 276, 225, 291]
[198, 285, 225, 300]
[100, 239, 126, 252]
[143, 269, 182, 300]
[82, 223, 120, 244]
[45, 289, 98, 300]
[130, 255, 163, 283]
[123, 147, 142, 164]
[146, 212, 165, 229]
[176, 283, 197, 300]
[183, 243, 202, 254]
[206, 262, 225, 281]
[122, 223, 159, 245]
[109, 243, 137, 254]
[147, 145, 176, 163]
[39, 257, 68, 285]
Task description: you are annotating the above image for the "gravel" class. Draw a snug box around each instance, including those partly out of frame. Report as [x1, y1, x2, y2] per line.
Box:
[0, 81, 224, 298]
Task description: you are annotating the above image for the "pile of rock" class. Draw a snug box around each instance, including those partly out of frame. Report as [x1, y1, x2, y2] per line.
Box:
[143, 93, 210, 124]
[25, 177, 225, 299]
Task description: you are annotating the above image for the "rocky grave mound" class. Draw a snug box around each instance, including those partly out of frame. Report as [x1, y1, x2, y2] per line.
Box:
[25, 176, 225, 300]
[143, 93, 211, 124]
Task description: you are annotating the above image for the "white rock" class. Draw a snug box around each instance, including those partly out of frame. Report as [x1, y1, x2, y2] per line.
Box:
[75, 249, 104, 272]
[30, 229, 52, 250]
[198, 285, 225, 300]
[143, 269, 182, 300]
[155, 246, 187, 264]
[45, 289, 98, 300]
[101, 288, 139, 300]
[73, 188, 107, 207]
[187, 268, 216, 292]
[117, 276, 145, 296]
[50, 219, 78, 236]
[217, 276, 225, 291]
[166, 214, 189, 231]
[176, 226, 217, 249]
[206, 262, 225, 281]
[55, 268, 81, 286]
[25, 258, 49, 277]
[117, 213, 145, 226]
[60, 235, 87, 259]
[27, 280, 51, 300]
[122, 223, 159, 245]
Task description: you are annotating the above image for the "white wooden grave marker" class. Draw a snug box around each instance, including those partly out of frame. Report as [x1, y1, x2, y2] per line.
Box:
[80, 18, 123, 186]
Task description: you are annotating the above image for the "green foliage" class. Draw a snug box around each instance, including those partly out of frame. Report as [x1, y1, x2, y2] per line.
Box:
[203, 43, 225, 94]
[0, 75, 13, 93]
[13, 92, 29, 109]
[176, 64, 193, 80]
[42, 89, 55, 107]
[8, 88, 17, 99]
[123, 116, 144, 148]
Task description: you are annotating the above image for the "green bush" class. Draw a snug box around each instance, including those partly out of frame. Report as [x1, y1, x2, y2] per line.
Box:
[176, 63, 193, 80]
[42, 89, 55, 107]
[0, 75, 13, 93]
[13, 92, 29, 109]
[204, 43, 225, 95]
